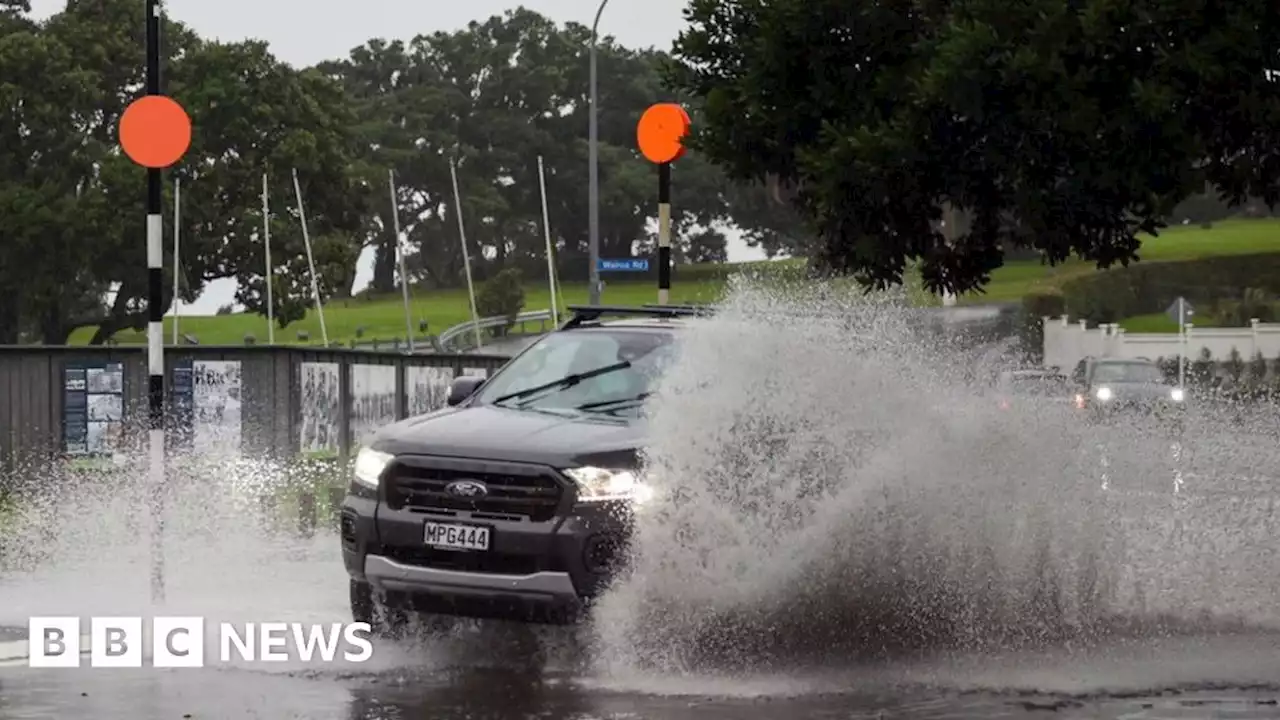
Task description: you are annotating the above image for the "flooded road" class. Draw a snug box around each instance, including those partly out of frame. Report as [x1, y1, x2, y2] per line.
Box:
[4, 520, 1280, 720]
[6, 626, 1280, 718]
[6, 287, 1280, 718]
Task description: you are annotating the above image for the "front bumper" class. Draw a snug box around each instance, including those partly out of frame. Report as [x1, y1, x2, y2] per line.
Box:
[340, 481, 631, 624]
[362, 553, 584, 622]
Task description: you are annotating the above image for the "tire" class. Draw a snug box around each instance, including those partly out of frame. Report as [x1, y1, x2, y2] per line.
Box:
[350, 580, 410, 640]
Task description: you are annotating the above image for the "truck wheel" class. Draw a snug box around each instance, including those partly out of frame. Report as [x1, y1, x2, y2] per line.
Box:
[350, 580, 409, 639]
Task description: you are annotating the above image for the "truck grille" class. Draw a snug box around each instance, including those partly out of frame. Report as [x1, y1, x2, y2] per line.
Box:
[384, 459, 564, 522]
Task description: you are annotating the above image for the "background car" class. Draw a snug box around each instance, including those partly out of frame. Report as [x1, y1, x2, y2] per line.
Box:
[1070, 357, 1187, 421]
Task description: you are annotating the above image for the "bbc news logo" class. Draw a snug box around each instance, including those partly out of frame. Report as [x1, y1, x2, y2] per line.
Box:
[28, 617, 374, 667]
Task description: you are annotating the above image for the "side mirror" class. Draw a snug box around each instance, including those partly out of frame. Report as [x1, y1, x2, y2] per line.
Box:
[447, 376, 486, 406]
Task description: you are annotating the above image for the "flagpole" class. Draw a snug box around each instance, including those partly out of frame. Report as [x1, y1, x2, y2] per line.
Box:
[172, 177, 180, 344]
[389, 168, 414, 352]
[537, 156, 558, 327]
[291, 168, 328, 346]
[448, 158, 482, 349]
[263, 172, 275, 344]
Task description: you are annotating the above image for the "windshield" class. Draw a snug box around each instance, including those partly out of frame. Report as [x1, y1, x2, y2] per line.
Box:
[473, 328, 678, 415]
[1091, 362, 1165, 384]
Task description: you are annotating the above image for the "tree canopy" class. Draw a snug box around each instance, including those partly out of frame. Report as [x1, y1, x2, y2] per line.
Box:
[9, 0, 1275, 342]
[667, 0, 1280, 295]
[0, 0, 368, 343]
[0, 3, 810, 343]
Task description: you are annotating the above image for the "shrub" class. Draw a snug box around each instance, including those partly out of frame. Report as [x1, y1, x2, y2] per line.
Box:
[1190, 347, 1216, 389]
[1059, 253, 1280, 325]
[1224, 347, 1245, 384]
[1211, 287, 1276, 326]
[475, 267, 526, 337]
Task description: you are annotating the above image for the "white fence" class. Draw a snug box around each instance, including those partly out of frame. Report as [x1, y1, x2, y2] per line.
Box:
[1042, 316, 1280, 370]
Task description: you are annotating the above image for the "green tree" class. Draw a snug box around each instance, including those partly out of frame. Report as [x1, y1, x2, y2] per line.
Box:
[0, 0, 369, 343]
[328, 9, 771, 293]
[667, 0, 1280, 295]
[0, 4, 106, 343]
[475, 267, 526, 336]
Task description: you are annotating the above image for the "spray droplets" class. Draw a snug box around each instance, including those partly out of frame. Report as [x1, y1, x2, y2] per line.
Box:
[590, 278, 1280, 678]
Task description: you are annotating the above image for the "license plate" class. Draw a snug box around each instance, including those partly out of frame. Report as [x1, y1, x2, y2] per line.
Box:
[424, 522, 490, 551]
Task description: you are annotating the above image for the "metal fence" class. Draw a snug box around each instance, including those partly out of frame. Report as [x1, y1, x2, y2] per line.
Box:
[0, 346, 513, 470]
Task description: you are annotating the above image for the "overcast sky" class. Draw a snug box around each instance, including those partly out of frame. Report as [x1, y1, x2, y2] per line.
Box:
[29, 0, 765, 315]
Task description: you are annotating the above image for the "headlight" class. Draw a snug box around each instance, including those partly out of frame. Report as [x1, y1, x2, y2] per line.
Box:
[563, 466, 654, 503]
[353, 447, 394, 489]
[1170, 388, 1185, 402]
[1095, 387, 1113, 401]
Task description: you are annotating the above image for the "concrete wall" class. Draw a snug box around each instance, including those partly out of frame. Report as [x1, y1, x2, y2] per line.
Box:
[0, 346, 512, 470]
[1042, 316, 1280, 371]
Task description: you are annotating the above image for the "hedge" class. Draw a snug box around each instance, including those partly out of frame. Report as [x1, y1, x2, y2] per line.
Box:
[1059, 253, 1280, 324]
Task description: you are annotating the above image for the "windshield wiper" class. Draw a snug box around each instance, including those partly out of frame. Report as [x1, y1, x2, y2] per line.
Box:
[491, 361, 632, 407]
[576, 392, 651, 412]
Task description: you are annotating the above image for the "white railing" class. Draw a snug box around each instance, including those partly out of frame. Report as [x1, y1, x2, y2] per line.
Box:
[437, 309, 556, 351]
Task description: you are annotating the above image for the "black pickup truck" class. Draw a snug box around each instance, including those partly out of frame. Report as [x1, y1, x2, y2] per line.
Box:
[340, 304, 699, 635]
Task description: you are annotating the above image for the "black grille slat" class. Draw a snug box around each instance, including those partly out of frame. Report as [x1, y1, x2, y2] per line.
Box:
[385, 461, 564, 521]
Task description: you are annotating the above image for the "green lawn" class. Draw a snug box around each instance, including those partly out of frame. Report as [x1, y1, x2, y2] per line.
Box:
[1119, 313, 1184, 332]
[63, 218, 1280, 346]
[969, 217, 1280, 303]
[71, 277, 732, 347]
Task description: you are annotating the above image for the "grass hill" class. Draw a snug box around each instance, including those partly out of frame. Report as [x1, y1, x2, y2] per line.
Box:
[66, 218, 1280, 346]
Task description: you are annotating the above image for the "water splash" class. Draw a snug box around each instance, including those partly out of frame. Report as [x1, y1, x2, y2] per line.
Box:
[0, 443, 346, 627]
[591, 278, 1280, 677]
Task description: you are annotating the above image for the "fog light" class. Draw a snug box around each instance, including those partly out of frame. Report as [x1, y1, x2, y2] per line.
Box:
[340, 511, 358, 548]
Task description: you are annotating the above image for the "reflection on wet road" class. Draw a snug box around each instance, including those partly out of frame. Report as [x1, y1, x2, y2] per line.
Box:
[6, 627, 1280, 719]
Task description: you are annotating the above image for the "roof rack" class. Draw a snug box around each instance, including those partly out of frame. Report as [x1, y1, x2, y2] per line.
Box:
[562, 304, 708, 328]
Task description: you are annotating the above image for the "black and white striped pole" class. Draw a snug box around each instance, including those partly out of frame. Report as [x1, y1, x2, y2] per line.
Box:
[144, 0, 164, 604]
[119, 0, 191, 605]
[657, 163, 672, 305]
[636, 103, 690, 306]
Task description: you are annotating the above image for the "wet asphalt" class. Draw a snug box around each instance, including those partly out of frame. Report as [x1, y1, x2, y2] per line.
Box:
[4, 428, 1280, 718]
[5, 622, 1280, 720]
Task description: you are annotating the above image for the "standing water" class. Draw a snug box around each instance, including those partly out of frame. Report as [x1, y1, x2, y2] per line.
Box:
[3, 278, 1280, 710]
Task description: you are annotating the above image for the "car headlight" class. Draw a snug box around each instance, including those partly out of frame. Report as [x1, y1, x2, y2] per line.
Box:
[1095, 387, 1113, 401]
[563, 466, 654, 503]
[1170, 388, 1185, 402]
[353, 447, 394, 489]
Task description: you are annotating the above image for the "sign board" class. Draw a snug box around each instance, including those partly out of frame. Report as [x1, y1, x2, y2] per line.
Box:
[598, 258, 650, 272]
[62, 360, 125, 457]
[1165, 297, 1194, 325]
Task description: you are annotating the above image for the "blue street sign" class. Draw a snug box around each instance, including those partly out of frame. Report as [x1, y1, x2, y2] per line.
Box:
[598, 258, 650, 272]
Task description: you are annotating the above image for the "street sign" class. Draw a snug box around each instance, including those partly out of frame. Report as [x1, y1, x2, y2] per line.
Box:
[598, 258, 650, 272]
[1165, 297, 1194, 325]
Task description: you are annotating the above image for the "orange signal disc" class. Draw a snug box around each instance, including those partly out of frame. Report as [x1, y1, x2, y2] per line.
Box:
[119, 95, 192, 169]
[637, 103, 691, 164]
